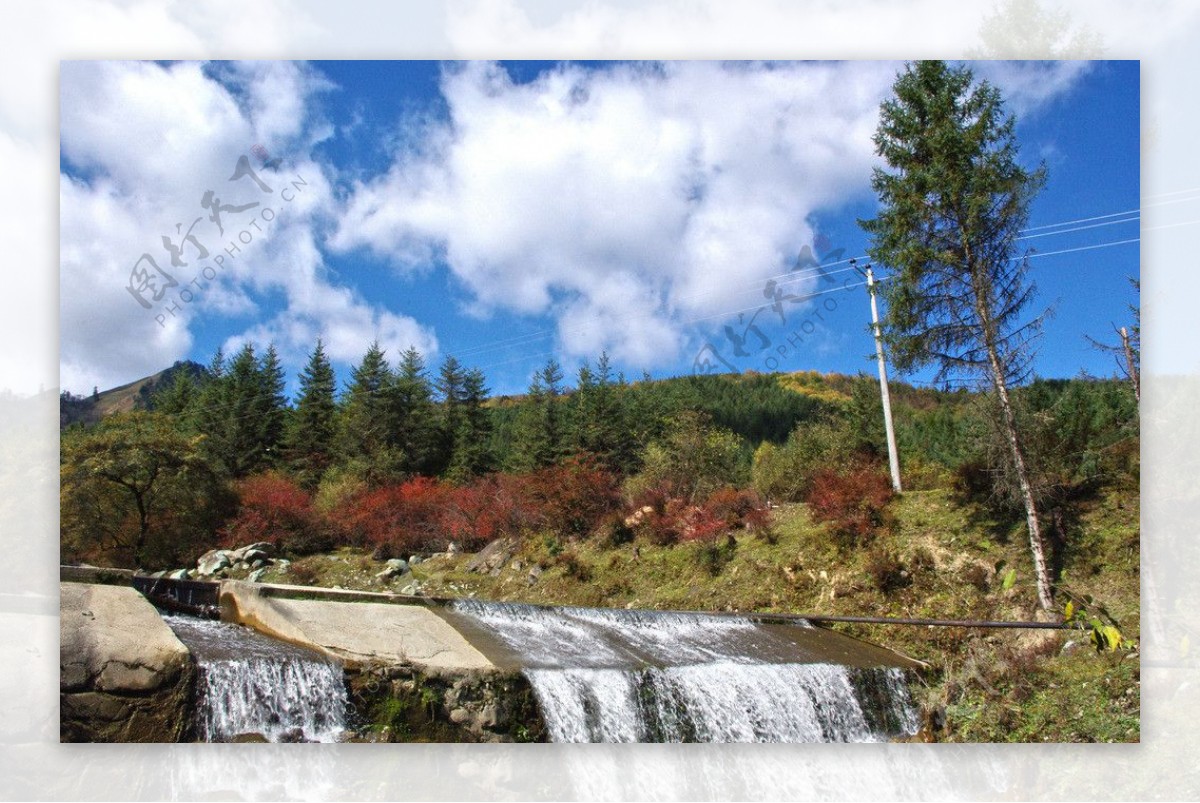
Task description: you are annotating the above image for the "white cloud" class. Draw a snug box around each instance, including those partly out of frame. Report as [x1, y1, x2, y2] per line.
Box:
[333, 60, 900, 369]
[59, 60, 435, 394]
[973, 60, 1095, 117]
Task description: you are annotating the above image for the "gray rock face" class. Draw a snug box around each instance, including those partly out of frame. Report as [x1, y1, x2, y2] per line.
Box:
[60, 582, 194, 742]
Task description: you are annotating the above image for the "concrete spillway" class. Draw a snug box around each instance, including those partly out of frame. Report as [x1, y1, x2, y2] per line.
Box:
[443, 601, 919, 742]
[162, 614, 348, 743]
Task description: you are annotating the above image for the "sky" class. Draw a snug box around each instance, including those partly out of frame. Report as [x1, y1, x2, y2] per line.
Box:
[58, 59, 1141, 399]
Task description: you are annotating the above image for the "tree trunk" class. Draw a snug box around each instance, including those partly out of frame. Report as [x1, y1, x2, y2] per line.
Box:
[1120, 326, 1140, 406]
[989, 372, 1054, 610]
[967, 246, 1054, 611]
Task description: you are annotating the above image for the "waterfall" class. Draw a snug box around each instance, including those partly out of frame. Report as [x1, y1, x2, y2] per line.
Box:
[162, 615, 348, 743]
[448, 601, 918, 743]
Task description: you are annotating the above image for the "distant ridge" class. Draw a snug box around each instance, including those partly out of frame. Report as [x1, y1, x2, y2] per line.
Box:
[59, 361, 206, 428]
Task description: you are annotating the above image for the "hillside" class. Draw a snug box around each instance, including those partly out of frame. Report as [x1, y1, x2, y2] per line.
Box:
[60, 361, 206, 428]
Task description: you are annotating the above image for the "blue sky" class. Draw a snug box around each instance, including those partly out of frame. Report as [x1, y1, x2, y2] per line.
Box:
[59, 59, 1140, 399]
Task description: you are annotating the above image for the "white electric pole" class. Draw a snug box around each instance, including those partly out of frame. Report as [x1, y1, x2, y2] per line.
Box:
[862, 262, 902, 492]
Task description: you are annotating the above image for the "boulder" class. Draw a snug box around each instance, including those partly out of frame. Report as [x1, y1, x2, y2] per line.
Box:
[465, 538, 517, 574]
[196, 549, 232, 577]
[247, 568, 267, 583]
[60, 582, 194, 742]
[375, 558, 410, 582]
[166, 569, 189, 580]
[624, 506, 654, 528]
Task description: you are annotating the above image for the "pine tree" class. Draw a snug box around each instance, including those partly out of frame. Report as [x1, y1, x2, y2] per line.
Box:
[447, 367, 494, 481]
[287, 338, 338, 487]
[432, 356, 468, 476]
[338, 341, 394, 477]
[154, 367, 199, 419]
[389, 346, 438, 475]
[572, 352, 631, 471]
[860, 60, 1054, 609]
[197, 342, 287, 478]
[258, 344, 288, 464]
[513, 358, 567, 470]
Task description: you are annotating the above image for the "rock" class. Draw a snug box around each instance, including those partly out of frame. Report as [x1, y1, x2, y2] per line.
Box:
[465, 538, 517, 574]
[247, 568, 266, 583]
[376, 558, 411, 581]
[447, 542, 461, 556]
[526, 566, 543, 586]
[624, 506, 654, 528]
[250, 559, 264, 570]
[196, 550, 231, 577]
[229, 732, 269, 743]
[276, 559, 290, 572]
[60, 582, 194, 742]
[166, 569, 189, 581]
[409, 556, 423, 566]
[277, 727, 307, 743]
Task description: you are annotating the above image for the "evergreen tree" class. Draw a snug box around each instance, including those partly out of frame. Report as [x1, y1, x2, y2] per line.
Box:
[447, 367, 494, 481]
[572, 352, 632, 471]
[512, 358, 566, 470]
[432, 356, 468, 475]
[287, 338, 338, 487]
[338, 341, 395, 478]
[153, 367, 200, 419]
[389, 346, 438, 475]
[196, 343, 287, 478]
[860, 60, 1054, 609]
[258, 344, 288, 462]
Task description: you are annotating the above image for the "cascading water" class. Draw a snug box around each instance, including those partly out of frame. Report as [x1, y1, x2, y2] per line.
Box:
[162, 614, 348, 743]
[448, 601, 919, 743]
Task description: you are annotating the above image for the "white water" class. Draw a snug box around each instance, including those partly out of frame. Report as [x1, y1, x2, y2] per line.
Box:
[163, 615, 348, 743]
[451, 601, 918, 743]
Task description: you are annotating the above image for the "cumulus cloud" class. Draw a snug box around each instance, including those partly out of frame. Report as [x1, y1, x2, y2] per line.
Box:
[59, 60, 435, 394]
[333, 60, 899, 369]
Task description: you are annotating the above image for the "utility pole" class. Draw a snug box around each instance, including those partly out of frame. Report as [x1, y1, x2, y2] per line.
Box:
[858, 260, 902, 492]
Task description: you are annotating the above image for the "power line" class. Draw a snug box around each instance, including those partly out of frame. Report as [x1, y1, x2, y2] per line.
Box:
[1020, 237, 1139, 261]
[1017, 216, 1139, 241]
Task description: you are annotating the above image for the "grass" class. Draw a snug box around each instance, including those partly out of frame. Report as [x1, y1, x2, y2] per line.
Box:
[259, 483, 1140, 743]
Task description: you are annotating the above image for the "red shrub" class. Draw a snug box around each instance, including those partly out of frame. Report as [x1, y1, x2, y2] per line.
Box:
[673, 488, 770, 543]
[220, 472, 333, 555]
[805, 465, 895, 545]
[339, 476, 452, 558]
[520, 456, 621, 537]
[701, 487, 770, 531]
[440, 477, 524, 550]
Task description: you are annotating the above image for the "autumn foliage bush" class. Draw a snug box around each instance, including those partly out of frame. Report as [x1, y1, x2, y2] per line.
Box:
[339, 476, 452, 559]
[805, 465, 895, 546]
[626, 485, 770, 545]
[220, 472, 334, 555]
[520, 456, 622, 537]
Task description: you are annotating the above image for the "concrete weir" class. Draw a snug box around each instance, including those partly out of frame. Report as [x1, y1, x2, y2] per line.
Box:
[216, 580, 924, 675]
[218, 581, 496, 674]
[61, 571, 927, 742]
